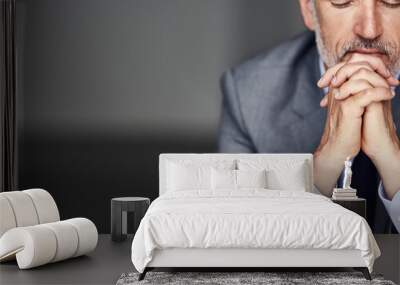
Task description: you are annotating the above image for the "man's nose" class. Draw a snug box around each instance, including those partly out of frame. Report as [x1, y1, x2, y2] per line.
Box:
[353, 2, 383, 40]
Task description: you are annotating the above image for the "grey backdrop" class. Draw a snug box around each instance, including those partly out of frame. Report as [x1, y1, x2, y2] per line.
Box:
[16, 0, 306, 232]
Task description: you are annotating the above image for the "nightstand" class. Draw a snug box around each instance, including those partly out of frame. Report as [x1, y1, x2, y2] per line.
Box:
[331, 198, 366, 219]
[111, 197, 150, 242]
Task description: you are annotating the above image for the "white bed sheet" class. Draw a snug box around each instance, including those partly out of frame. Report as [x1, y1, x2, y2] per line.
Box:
[131, 190, 380, 273]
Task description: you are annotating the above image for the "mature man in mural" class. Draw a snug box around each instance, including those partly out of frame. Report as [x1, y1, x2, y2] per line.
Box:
[218, 0, 400, 233]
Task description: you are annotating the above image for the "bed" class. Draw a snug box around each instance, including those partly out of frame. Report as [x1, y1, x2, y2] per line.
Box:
[131, 153, 380, 281]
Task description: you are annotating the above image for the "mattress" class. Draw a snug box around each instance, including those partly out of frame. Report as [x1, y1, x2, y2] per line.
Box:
[131, 189, 380, 273]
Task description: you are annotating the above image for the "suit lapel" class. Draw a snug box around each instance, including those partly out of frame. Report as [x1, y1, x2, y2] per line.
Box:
[288, 46, 326, 153]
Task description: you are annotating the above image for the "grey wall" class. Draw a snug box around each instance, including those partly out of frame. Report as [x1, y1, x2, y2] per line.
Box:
[16, 0, 306, 232]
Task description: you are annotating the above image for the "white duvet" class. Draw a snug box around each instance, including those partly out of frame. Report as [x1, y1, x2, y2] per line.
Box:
[131, 190, 380, 273]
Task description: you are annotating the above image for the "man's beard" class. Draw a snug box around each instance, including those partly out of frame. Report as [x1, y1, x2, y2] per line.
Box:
[313, 8, 400, 74]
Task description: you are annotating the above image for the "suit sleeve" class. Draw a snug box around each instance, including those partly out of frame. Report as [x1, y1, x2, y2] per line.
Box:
[217, 70, 256, 153]
[378, 181, 400, 232]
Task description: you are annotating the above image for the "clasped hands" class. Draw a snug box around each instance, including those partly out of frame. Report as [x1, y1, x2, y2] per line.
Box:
[314, 54, 400, 199]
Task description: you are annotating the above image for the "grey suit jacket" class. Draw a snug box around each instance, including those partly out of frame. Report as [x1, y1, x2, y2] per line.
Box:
[218, 31, 400, 233]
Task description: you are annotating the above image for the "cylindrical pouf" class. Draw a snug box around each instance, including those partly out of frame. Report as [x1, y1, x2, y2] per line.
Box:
[64, 218, 98, 257]
[0, 195, 17, 237]
[23, 189, 60, 224]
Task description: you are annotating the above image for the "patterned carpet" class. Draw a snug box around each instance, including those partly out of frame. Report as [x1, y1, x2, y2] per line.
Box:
[116, 271, 396, 285]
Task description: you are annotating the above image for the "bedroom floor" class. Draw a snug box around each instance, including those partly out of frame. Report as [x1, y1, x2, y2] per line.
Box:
[0, 235, 133, 285]
[0, 234, 398, 285]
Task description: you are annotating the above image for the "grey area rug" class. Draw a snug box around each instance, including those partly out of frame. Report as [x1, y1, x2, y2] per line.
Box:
[116, 272, 396, 285]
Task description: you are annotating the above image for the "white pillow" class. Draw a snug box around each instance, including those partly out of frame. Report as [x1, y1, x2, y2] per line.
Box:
[211, 168, 267, 190]
[211, 168, 236, 190]
[166, 159, 235, 192]
[237, 159, 309, 192]
[237, 169, 267, 189]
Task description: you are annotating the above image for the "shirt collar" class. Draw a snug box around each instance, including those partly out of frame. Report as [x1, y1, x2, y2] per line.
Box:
[318, 57, 400, 95]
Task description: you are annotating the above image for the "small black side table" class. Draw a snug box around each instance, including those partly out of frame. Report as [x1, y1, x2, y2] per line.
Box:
[332, 198, 366, 219]
[111, 197, 150, 242]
